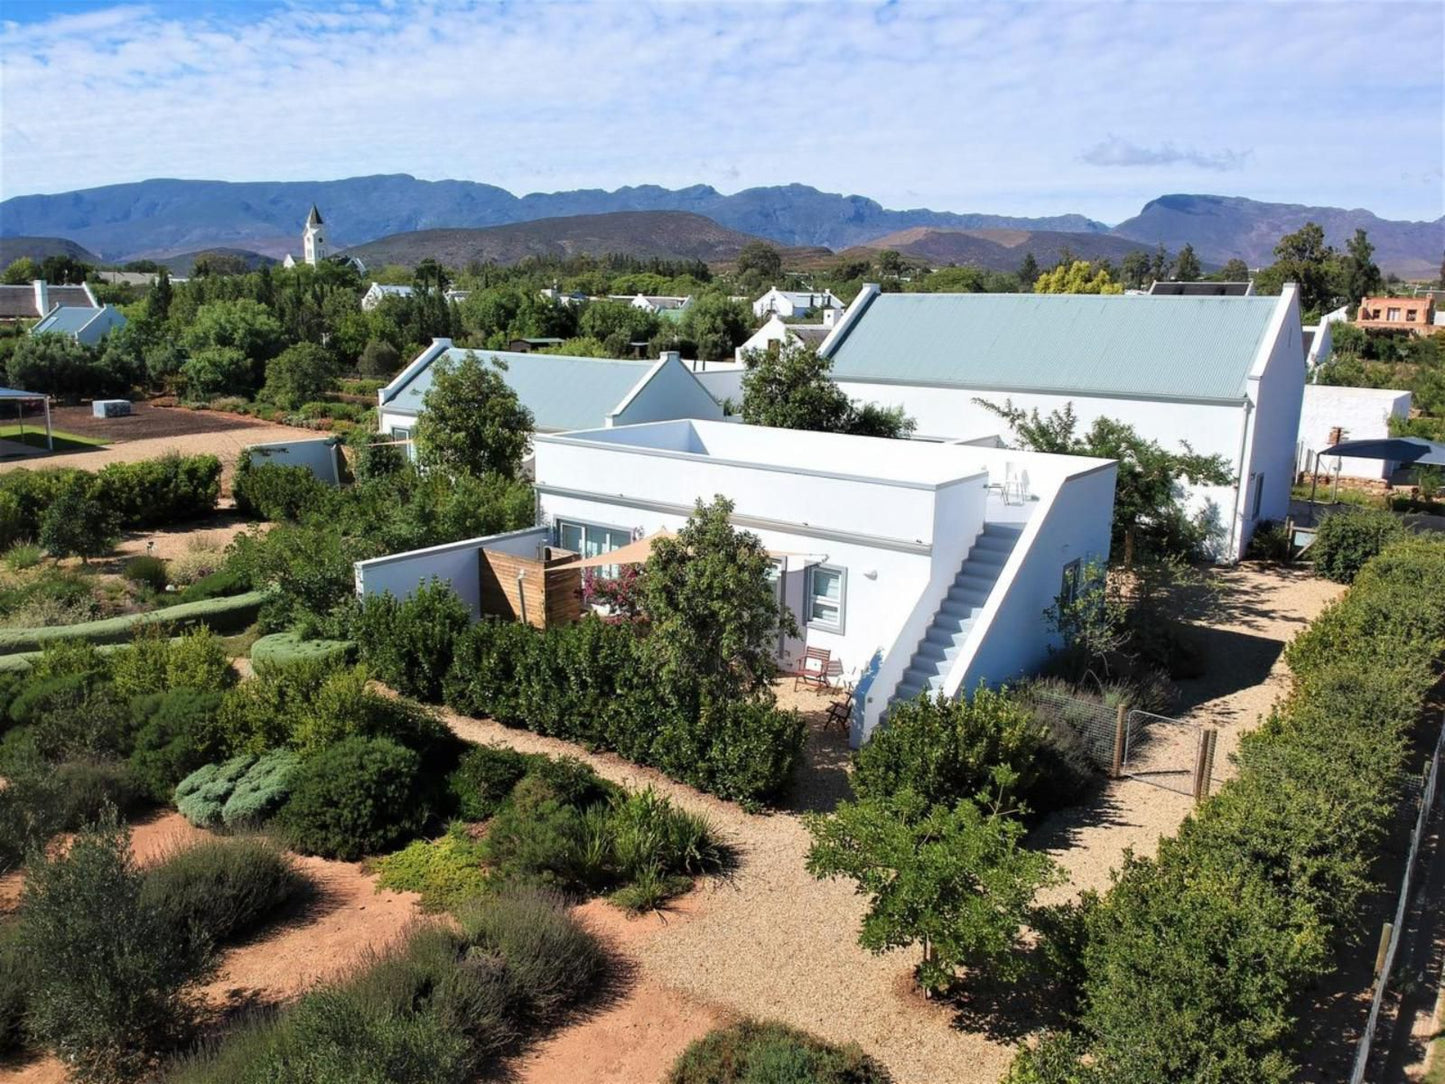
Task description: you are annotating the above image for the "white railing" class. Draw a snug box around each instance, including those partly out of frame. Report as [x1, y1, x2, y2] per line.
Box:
[1349, 718, 1445, 1083]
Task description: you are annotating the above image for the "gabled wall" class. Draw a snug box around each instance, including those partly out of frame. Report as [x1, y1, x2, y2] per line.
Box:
[609, 354, 725, 427]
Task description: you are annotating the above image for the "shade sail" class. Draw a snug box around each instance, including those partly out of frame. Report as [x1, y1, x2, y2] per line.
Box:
[1320, 437, 1445, 466]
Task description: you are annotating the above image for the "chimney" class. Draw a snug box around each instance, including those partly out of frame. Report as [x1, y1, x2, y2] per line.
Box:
[32, 279, 48, 317]
[822, 308, 841, 329]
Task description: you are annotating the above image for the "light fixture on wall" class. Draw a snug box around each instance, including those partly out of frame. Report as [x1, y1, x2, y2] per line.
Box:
[863, 569, 878, 580]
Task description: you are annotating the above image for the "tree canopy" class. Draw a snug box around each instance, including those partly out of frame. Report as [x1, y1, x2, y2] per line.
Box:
[739, 344, 914, 439]
[412, 351, 534, 478]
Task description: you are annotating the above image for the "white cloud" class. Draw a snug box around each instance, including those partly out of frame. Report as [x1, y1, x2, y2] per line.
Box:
[0, 0, 1441, 222]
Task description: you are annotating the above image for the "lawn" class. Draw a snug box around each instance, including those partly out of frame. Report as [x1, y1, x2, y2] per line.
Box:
[0, 425, 108, 454]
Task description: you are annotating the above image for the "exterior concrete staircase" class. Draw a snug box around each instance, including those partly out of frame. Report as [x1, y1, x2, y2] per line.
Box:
[891, 522, 1025, 707]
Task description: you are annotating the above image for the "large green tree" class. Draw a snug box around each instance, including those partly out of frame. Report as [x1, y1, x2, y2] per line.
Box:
[5, 335, 100, 400]
[412, 351, 534, 478]
[739, 344, 914, 438]
[1033, 261, 1124, 295]
[678, 295, 753, 361]
[261, 342, 341, 410]
[736, 242, 783, 282]
[1343, 228, 1383, 307]
[1173, 244, 1202, 283]
[1255, 221, 1336, 316]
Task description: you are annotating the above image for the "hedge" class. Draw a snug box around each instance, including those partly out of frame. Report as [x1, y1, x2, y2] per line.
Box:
[249, 631, 356, 669]
[0, 590, 267, 655]
[1034, 534, 1445, 1082]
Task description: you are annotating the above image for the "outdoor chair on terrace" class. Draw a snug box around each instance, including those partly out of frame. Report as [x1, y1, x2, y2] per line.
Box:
[824, 685, 854, 733]
[793, 647, 833, 691]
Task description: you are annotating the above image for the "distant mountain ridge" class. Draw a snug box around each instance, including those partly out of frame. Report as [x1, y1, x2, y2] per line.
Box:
[849, 227, 1159, 272]
[345, 211, 829, 268]
[0, 176, 1439, 275]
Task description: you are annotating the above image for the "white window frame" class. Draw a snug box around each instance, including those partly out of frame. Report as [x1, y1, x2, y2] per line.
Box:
[555, 519, 632, 576]
[389, 426, 412, 441]
[805, 564, 846, 634]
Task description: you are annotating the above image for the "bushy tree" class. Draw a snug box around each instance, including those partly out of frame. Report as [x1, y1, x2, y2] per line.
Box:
[1343, 229, 1383, 307]
[1033, 261, 1123, 295]
[181, 345, 253, 400]
[182, 298, 285, 363]
[805, 788, 1062, 993]
[739, 344, 913, 438]
[39, 478, 118, 562]
[1254, 221, 1337, 316]
[578, 299, 659, 356]
[1218, 257, 1252, 281]
[413, 351, 534, 478]
[736, 242, 783, 282]
[678, 294, 752, 361]
[358, 338, 401, 378]
[640, 496, 794, 713]
[261, 341, 340, 410]
[5, 334, 100, 400]
[1173, 244, 1202, 282]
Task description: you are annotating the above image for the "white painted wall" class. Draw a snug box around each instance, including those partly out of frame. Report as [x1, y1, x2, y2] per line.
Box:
[609, 355, 725, 426]
[690, 364, 745, 408]
[1298, 384, 1412, 479]
[243, 438, 343, 485]
[1242, 308, 1306, 533]
[354, 527, 547, 619]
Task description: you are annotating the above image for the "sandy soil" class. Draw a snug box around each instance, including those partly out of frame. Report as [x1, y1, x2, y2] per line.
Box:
[1033, 564, 1346, 901]
[0, 405, 321, 494]
[107, 515, 261, 563]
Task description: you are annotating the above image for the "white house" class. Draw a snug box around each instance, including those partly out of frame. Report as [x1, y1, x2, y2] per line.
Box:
[753, 287, 846, 319]
[818, 284, 1306, 561]
[30, 304, 127, 346]
[734, 310, 843, 363]
[608, 294, 693, 315]
[361, 283, 471, 311]
[376, 339, 724, 443]
[0, 280, 98, 323]
[533, 419, 1115, 743]
[1298, 384, 1412, 480]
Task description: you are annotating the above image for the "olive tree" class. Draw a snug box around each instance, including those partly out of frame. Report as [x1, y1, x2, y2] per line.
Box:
[412, 351, 534, 478]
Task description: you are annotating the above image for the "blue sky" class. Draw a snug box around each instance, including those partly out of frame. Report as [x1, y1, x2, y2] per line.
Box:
[1, 0, 1441, 224]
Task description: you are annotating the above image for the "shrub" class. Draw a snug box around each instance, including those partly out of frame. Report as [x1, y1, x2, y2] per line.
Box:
[604, 786, 723, 882]
[128, 689, 227, 801]
[479, 774, 594, 890]
[53, 759, 148, 826]
[675, 697, 805, 806]
[232, 461, 330, 522]
[355, 581, 471, 702]
[250, 630, 354, 669]
[140, 838, 304, 949]
[1246, 520, 1293, 563]
[39, 478, 118, 562]
[0, 922, 30, 1057]
[457, 886, 607, 1024]
[220, 749, 300, 828]
[174, 753, 256, 828]
[372, 823, 490, 913]
[174, 566, 251, 602]
[18, 814, 212, 1082]
[278, 736, 429, 860]
[853, 686, 1046, 810]
[1311, 507, 1405, 583]
[447, 743, 534, 820]
[92, 454, 221, 528]
[3, 543, 42, 571]
[215, 657, 333, 754]
[164, 541, 227, 587]
[0, 590, 267, 654]
[668, 1020, 888, 1084]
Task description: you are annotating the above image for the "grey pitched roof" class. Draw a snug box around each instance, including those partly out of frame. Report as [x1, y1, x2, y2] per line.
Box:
[0, 283, 95, 319]
[31, 307, 102, 337]
[384, 349, 658, 431]
[824, 292, 1283, 402]
[792, 326, 829, 347]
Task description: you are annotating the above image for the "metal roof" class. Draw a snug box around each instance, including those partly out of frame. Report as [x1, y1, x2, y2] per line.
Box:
[824, 292, 1282, 402]
[31, 306, 102, 337]
[0, 386, 48, 400]
[384, 348, 657, 431]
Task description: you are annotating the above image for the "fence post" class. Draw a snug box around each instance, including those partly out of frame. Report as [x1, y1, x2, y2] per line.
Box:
[1193, 728, 1218, 803]
[1203, 728, 1218, 800]
[1111, 703, 1127, 779]
[1373, 922, 1393, 979]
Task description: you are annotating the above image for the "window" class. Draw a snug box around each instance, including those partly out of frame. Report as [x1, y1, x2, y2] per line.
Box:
[1407, 309, 1418, 322]
[1387, 307, 1402, 321]
[1252, 474, 1266, 519]
[390, 426, 412, 441]
[1059, 559, 1082, 607]
[556, 521, 630, 559]
[805, 565, 846, 632]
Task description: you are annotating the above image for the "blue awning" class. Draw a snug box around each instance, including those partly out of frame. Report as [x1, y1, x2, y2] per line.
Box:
[1321, 437, 1445, 466]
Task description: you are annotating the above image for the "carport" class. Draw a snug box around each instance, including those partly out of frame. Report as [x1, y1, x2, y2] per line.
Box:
[0, 387, 52, 456]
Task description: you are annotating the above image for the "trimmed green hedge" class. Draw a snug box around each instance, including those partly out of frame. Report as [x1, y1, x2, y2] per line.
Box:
[0, 591, 266, 655]
[250, 632, 355, 669]
[1027, 534, 1445, 1082]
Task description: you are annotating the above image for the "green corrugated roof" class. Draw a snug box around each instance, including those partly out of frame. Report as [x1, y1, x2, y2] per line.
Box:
[385, 349, 654, 431]
[825, 292, 1281, 402]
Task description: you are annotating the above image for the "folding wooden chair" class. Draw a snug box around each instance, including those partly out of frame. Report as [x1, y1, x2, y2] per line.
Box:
[793, 646, 832, 691]
[824, 685, 854, 733]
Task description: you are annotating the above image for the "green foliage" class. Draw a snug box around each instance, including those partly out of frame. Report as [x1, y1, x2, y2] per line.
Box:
[853, 686, 1045, 810]
[1033, 260, 1124, 294]
[92, 453, 222, 528]
[654, 696, 806, 806]
[249, 630, 354, 669]
[261, 342, 341, 410]
[123, 554, 169, 591]
[39, 476, 118, 561]
[18, 813, 212, 1082]
[111, 626, 235, 700]
[805, 790, 1062, 993]
[413, 351, 534, 478]
[278, 736, 429, 860]
[1311, 506, 1405, 583]
[354, 580, 471, 701]
[1246, 520, 1294, 563]
[0, 922, 30, 1057]
[2, 542, 41, 571]
[5, 334, 109, 400]
[0, 590, 266, 654]
[221, 748, 300, 828]
[372, 823, 490, 913]
[140, 838, 304, 949]
[232, 461, 330, 521]
[128, 688, 226, 801]
[668, 1020, 888, 1084]
[447, 742, 534, 820]
[358, 338, 401, 378]
[739, 344, 914, 438]
[174, 566, 251, 602]
[174, 753, 256, 828]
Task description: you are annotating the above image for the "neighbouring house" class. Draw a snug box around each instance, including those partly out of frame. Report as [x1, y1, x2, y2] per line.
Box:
[507, 337, 566, 353]
[817, 283, 1306, 561]
[734, 309, 843, 362]
[608, 293, 693, 315]
[532, 419, 1116, 742]
[1148, 281, 1255, 297]
[1302, 305, 1350, 370]
[360, 282, 470, 310]
[356, 418, 1116, 745]
[1356, 295, 1435, 336]
[29, 304, 127, 346]
[0, 279, 98, 323]
[1298, 384, 1412, 480]
[375, 339, 725, 446]
[753, 287, 846, 319]
[539, 288, 591, 306]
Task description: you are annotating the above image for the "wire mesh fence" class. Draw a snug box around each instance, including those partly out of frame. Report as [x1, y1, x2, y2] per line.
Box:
[1349, 719, 1445, 1084]
[1024, 685, 1122, 772]
[1124, 709, 1205, 795]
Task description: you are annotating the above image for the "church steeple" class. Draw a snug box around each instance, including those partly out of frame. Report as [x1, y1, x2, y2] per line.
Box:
[302, 205, 328, 265]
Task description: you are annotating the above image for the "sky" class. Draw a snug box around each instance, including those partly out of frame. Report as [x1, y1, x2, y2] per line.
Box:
[1, 0, 1441, 225]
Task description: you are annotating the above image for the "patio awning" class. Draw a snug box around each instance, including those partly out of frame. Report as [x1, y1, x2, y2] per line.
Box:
[569, 529, 823, 570]
[0, 386, 48, 401]
[1320, 437, 1445, 466]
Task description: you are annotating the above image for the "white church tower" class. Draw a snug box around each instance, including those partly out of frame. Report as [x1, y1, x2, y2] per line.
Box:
[301, 205, 328, 266]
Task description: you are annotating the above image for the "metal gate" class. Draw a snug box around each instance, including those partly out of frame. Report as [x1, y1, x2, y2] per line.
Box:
[1123, 709, 1208, 795]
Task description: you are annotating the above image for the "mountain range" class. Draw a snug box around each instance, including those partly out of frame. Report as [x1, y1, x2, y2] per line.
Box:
[0, 175, 1439, 275]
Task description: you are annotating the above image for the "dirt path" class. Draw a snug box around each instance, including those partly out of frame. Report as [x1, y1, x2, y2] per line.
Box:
[1033, 565, 1344, 900]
